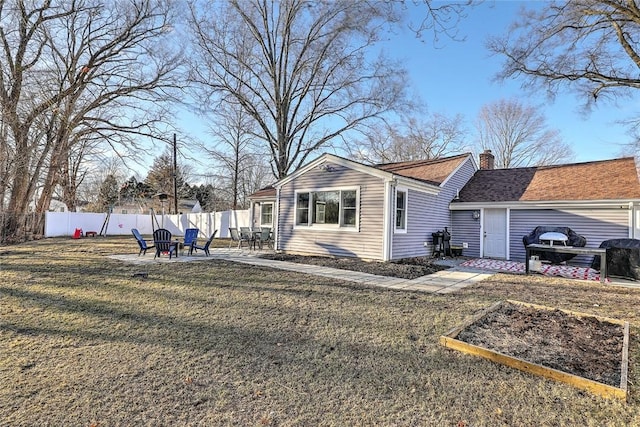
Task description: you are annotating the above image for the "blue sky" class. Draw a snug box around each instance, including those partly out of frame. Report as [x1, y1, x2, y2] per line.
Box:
[384, 0, 636, 162]
[172, 0, 637, 182]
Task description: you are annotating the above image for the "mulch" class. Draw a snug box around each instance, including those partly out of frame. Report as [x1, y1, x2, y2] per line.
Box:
[258, 254, 449, 279]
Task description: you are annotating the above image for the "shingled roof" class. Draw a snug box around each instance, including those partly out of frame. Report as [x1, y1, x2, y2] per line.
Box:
[455, 157, 640, 203]
[249, 185, 276, 199]
[375, 153, 471, 186]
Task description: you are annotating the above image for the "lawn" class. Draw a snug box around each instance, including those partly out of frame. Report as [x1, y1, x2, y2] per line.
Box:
[1, 237, 639, 426]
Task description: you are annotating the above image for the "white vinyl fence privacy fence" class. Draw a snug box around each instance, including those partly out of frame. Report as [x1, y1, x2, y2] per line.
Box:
[45, 210, 250, 239]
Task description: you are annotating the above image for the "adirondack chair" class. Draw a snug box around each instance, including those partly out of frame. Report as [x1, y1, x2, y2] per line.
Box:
[153, 228, 178, 259]
[189, 230, 218, 256]
[132, 228, 154, 256]
[183, 228, 199, 252]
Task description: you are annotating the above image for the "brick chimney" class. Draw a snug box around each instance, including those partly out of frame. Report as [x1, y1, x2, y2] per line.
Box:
[479, 149, 495, 170]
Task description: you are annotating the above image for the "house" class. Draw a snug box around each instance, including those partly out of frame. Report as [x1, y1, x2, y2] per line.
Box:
[450, 150, 640, 265]
[249, 152, 477, 260]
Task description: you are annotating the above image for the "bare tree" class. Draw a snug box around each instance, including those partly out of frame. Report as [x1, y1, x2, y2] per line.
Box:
[188, 0, 411, 180]
[348, 112, 468, 164]
[488, 1, 640, 155]
[195, 82, 267, 209]
[474, 99, 574, 168]
[410, 0, 480, 42]
[0, 0, 181, 238]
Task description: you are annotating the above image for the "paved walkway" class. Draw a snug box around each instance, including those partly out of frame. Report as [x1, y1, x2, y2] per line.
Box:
[109, 248, 494, 294]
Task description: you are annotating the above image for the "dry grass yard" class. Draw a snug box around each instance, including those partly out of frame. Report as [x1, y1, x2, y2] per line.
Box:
[1, 237, 639, 426]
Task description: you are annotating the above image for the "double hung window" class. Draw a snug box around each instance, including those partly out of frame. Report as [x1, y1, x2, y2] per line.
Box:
[260, 203, 273, 226]
[395, 189, 407, 232]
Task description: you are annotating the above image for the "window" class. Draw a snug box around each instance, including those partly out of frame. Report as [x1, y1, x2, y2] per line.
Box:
[342, 190, 357, 226]
[395, 189, 407, 232]
[260, 203, 273, 226]
[311, 191, 339, 224]
[295, 188, 358, 228]
[296, 193, 309, 225]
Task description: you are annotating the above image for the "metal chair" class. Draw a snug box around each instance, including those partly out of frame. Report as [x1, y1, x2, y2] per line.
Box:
[256, 227, 273, 250]
[229, 227, 251, 249]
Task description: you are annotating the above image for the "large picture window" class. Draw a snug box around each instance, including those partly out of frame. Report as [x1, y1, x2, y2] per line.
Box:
[295, 188, 358, 228]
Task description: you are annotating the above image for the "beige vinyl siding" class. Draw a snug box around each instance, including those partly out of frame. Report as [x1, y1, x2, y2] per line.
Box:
[278, 164, 386, 259]
[392, 157, 476, 259]
[510, 208, 631, 265]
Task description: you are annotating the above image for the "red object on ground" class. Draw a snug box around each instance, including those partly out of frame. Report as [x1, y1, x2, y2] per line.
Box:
[72, 228, 83, 239]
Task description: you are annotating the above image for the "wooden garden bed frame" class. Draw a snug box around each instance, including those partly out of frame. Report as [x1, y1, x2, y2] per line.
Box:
[440, 300, 630, 401]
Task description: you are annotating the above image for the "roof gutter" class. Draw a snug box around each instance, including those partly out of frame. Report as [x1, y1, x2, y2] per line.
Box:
[449, 199, 640, 210]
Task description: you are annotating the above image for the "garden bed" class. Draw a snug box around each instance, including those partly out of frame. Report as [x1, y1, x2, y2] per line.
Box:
[440, 300, 630, 400]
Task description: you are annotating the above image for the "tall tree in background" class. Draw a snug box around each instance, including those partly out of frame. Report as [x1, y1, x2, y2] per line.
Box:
[96, 174, 120, 212]
[188, 0, 408, 179]
[196, 87, 268, 209]
[0, 0, 181, 239]
[80, 156, 128, 212]
[145, 149, 189, 212]
[487, 1, 640, 154]
[475, 99, 573, 168]
[348, 112, 468, 164]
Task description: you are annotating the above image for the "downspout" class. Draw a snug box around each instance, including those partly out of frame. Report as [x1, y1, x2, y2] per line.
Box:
[506, 208, 511, 260]
[629, 202, 635, 238]
[249, 200, 255, 229]
[382, 178, 394, 261]
[274, 188, 280, 251]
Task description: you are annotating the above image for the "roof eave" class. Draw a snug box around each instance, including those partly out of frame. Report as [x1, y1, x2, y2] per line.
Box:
[439, 154, 476, 188]
[450, 199, 640, 210]
[274, 153, 394, 188]
[395, 176, 441, 194]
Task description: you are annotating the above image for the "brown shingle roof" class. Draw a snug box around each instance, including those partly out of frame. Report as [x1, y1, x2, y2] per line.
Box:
[456, 157, 640, 203]
[249, 185, 276, 199]
[375, 153, 470, 185]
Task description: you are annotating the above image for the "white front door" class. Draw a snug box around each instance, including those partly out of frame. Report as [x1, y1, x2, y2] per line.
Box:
[483, 208, 507, 259]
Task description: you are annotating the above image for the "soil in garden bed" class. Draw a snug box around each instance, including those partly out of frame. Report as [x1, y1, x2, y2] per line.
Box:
[258, 254, 449, 279]
[456, 302, 625, 387]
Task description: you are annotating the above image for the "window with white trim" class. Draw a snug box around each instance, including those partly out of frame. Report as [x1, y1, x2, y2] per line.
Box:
[260, 202, 273, 226]
[295, 188, 358, 228]
[395, 188, 407, 232]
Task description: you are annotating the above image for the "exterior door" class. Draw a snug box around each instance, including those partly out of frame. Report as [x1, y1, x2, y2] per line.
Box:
[483, 208, 507, 258]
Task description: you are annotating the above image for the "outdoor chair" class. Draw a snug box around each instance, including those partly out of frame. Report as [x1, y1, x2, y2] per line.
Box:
[132, 228, 154, 256]
[189, 230, 218, 256]
[229, 227, 251, 249]
[153, 228, 178, 259]
[256, 227, 273, 250]
[183, 228, 199, 253]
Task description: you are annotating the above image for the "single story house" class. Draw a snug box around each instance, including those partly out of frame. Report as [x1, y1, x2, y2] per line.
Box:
[450, 150, 640, 266]
[249, 152, 477, 260]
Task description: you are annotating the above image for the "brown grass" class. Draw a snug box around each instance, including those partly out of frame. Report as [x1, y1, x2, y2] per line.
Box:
[1, 237, 639, 426]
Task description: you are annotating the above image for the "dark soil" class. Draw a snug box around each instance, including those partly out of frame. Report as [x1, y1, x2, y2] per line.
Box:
[456, 302, 625, 387]
[258, 253, 449, 279]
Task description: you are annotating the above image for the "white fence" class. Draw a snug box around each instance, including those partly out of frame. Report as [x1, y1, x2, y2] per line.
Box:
[45, 210, 250, 239]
